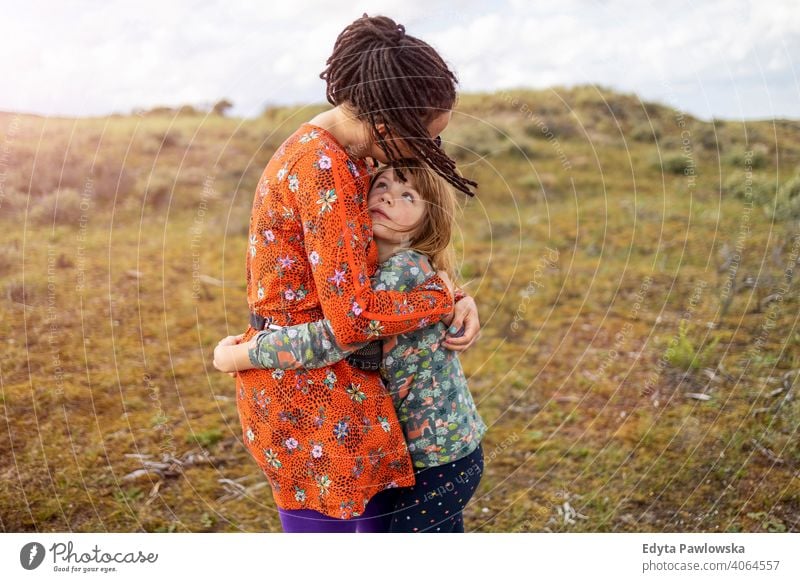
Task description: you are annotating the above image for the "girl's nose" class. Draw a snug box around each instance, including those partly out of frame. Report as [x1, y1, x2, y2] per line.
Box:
[381, 193, 394, 206]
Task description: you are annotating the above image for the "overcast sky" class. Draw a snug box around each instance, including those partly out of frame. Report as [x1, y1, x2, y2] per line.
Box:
[3, 0, 799, 121]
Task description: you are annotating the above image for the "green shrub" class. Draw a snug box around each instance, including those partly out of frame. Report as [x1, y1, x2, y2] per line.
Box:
[652, 152, 694, 175]
[694, 125, 723, 151]
[446, 123, 510, 161]
[780, 174, 800, 200]
[517, 175, 541, 190]
[506, 140, 538, 159]
[631, 122, 661, 143]
[665, 320, 721, 371]
[722, 172, 776, 204]
[723, 146, 769, 169]
[770, 175, 800, 220]
[29, 188, 89, 226]
[190, 428, 223, 448]
[523, 116, 580, 140]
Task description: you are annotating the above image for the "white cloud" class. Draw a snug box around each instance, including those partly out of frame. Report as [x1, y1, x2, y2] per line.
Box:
[1, 0, 797, 120]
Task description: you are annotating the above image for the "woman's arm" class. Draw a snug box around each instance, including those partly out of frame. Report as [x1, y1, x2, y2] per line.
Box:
[211, 259, 476, 373]
[241, 251, 440, 370]
[294, 149, 454, 346]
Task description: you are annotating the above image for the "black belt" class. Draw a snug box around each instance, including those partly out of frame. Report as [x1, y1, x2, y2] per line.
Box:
[249, 311, 382, 371]
[249, 311, 273, 332]
[344, 339, 383, 371]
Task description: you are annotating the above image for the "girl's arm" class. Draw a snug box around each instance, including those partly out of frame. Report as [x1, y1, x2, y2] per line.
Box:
[212, 334, 252, 374]
[244, 251, 439, 370]
[212, 254, 465, 373]
[212, 322, 360, 373]
[293, 148, 454, 347]
[248, 319, 364, 370]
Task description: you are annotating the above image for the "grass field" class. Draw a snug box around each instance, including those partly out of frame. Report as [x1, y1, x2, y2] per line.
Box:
[1, 85, 798, 532]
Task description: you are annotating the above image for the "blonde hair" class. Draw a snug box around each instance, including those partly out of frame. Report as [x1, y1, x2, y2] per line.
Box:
[371, 159, 459, 283]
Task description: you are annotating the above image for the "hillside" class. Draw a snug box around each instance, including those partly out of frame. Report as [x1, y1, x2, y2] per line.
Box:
[1, 85, 798, 533]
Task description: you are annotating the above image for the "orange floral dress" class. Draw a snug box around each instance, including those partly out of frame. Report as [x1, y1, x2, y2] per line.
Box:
[235, 123, 454, 519]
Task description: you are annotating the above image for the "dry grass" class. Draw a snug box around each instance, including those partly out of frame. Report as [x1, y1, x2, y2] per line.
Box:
[1, 87, 799, 533]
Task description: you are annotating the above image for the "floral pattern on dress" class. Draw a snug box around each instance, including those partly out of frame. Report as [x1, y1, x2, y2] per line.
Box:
[249, 249, 487, 469]
[236, 123, 455, 519]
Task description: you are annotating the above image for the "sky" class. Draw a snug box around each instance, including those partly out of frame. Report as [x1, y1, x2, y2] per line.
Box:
[2, 0, 799, 121]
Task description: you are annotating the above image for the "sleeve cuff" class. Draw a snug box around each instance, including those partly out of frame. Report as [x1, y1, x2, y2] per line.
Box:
[247, 331, 266, 368]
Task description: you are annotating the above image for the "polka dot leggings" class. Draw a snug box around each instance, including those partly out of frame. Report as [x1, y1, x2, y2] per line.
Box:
[359, 443, 484, 533]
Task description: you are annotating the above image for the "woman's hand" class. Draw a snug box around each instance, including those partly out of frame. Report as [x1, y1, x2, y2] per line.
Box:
[442, 294, 481, 352]
[213, 333, 246, 376]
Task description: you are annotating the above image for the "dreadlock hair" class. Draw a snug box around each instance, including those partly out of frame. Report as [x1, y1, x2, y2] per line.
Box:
[319, 13, 478, 197]
[370, 158, 460, 284]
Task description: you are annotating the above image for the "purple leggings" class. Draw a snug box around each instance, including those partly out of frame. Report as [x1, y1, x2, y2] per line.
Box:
[277, 487, 397, 533]
[276, 444, 483, 532]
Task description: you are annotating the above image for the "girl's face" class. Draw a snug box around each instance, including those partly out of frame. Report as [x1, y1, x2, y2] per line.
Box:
[367, 167, 426, 245]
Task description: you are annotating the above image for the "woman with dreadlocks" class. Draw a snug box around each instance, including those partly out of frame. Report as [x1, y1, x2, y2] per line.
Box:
[215, 14, 480, 533]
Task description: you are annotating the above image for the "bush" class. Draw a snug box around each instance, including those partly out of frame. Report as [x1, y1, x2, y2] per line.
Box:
[522, 116, 580, 140]
[694, 125, 724, 151]
[506, 139, 539, 160]
[631, 122, 661, 143]
[190, 428, 223, 448]
[139, 168, 177, 210]
[261, 104, 329, 126]
[780, 174, 800, 200]
[666, 320, 720, 372]
[446, 123, 510, 161]
[0, 187, 25, 218]
[653, 152, 694, 175]
[28, 188, 90, 226]
[722, 172, 776, 205]
[135, 105, 203, 117]
[141, 129, 186, 155]
[10, 146, 135, 202]
[517, 175, 541, 190]
[0, 245, 17, 277]
[770, 175, 800, 220]
[723, 145, 769, 169]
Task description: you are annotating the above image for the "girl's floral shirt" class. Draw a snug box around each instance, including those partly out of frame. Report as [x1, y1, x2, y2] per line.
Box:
[248, 249, 487, 469]
[236, 124, 455, 520]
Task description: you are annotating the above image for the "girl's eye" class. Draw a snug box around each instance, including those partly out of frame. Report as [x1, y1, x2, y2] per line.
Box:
[402, 192, 414, 202]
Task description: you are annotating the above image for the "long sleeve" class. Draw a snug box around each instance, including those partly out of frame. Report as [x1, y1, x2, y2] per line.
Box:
[248, 319, 363, 370]
[247, 251, 433, 370]
[294, 149, 453, 346]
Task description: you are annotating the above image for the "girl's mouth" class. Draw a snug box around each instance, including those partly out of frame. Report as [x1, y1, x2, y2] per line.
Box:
[369, 208, 390, 220]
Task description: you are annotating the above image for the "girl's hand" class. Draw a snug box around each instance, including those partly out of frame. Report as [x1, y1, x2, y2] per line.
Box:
[213, 334, 246, 376]
[443, 294, 481, 352]
[217, 334, 245, 347]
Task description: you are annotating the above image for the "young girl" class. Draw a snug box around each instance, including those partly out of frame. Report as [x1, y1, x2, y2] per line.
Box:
[215, 160, 487, 532]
